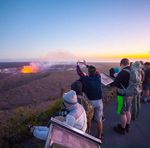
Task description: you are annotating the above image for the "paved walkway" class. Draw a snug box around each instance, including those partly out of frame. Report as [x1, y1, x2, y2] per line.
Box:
[98, 99, 150, 148]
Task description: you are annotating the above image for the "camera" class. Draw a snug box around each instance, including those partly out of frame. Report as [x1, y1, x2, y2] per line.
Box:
[54, 110, 68, 117]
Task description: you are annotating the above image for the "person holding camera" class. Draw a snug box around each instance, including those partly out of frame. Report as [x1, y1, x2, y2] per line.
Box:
[29, 90, 87, 141]
[76, 61, 103, 142]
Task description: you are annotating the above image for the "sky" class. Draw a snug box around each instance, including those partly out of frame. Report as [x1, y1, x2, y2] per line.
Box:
[0, 0, 150, 62]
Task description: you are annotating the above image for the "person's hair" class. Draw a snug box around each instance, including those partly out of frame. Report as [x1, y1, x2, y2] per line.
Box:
[120, 58, 130, 66]
[71, 80, 83, 95]
[140, 61, 144, 65]
[88, 65, 96, 75]
[130, 62, 133, 67]
[144, 62, 150, 66]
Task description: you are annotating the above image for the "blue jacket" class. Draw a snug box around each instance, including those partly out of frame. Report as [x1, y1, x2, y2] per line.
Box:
[77, 65, 102, 100]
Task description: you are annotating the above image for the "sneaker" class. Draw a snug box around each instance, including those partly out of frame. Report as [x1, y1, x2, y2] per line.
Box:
[113, 124, 125, 135]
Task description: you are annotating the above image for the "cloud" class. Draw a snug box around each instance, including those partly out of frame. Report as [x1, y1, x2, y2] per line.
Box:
[41, 50, 78, 62]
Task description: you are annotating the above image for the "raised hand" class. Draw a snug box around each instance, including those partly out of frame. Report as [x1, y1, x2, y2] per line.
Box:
[83, 60, 87, 66]
[78, 60, 86, 65]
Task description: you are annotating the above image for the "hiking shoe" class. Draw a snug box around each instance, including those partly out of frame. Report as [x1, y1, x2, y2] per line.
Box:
[113, 125, 125, 135]
[125, 124, 130, 133]
[117, 123, 129, 132]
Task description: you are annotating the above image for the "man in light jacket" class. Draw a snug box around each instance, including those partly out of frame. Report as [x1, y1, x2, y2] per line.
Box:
[30, 90, 87, 141]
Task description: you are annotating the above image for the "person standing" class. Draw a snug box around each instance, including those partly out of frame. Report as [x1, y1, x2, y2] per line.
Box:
[76, 61, 103, 142]
[143, 62, 150, 102]
[113, 58, 132, 134]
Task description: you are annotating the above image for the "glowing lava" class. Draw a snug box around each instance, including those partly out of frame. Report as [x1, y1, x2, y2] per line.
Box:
[21, 63, 39, 73]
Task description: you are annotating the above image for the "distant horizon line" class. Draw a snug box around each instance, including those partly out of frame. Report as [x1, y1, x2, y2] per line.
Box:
[0, 58, 149, 63]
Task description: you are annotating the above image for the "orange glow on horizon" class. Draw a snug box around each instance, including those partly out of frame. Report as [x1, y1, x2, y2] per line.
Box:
[89, 53, 150, 59]
[75, 52, 149, 62]
[111, 53, 150, 59]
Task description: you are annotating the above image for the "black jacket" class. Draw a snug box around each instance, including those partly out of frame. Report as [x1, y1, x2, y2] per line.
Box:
[77, 65, 102, 100]
[113, 66, 130, 89]
[143, 68, 150, 84]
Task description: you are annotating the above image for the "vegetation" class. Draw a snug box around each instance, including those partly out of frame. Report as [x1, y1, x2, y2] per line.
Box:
[0, 99, 62, 148]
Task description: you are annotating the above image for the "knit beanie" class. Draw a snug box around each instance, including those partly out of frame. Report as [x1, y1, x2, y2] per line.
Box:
[63, 90, 77, 104]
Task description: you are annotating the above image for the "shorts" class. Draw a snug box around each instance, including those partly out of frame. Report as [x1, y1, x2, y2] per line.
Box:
[117, 96, 132, 115]
[143, 83, 150, 91]
[91, 99, 103, 122]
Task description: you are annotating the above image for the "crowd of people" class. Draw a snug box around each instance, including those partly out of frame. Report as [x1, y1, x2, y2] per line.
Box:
[29, 58, 150, 144]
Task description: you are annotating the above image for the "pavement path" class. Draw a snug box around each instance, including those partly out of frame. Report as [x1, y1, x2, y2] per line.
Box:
[98, 99, 150, 148]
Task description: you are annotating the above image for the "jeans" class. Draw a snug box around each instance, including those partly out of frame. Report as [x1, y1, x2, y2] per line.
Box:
[33, 126, 49, 140]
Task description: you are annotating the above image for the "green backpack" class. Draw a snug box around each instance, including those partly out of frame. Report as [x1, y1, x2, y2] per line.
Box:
[121, 68, 142, 96]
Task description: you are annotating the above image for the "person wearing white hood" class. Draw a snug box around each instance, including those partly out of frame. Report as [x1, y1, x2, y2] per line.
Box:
[30, 90, 87, 141]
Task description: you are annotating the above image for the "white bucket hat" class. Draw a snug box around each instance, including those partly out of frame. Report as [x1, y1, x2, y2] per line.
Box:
[63, 90, 77, 104]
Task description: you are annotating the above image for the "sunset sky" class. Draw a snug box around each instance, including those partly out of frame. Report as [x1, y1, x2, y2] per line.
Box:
[0, 0, 150, 62]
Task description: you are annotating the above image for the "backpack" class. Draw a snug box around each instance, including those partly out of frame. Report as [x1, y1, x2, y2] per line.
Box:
[122, 68, 142, 96]
[77, 93, 94, 122]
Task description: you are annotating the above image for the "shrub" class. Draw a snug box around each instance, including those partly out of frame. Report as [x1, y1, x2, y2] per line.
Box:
[1, 98, 62, 147]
